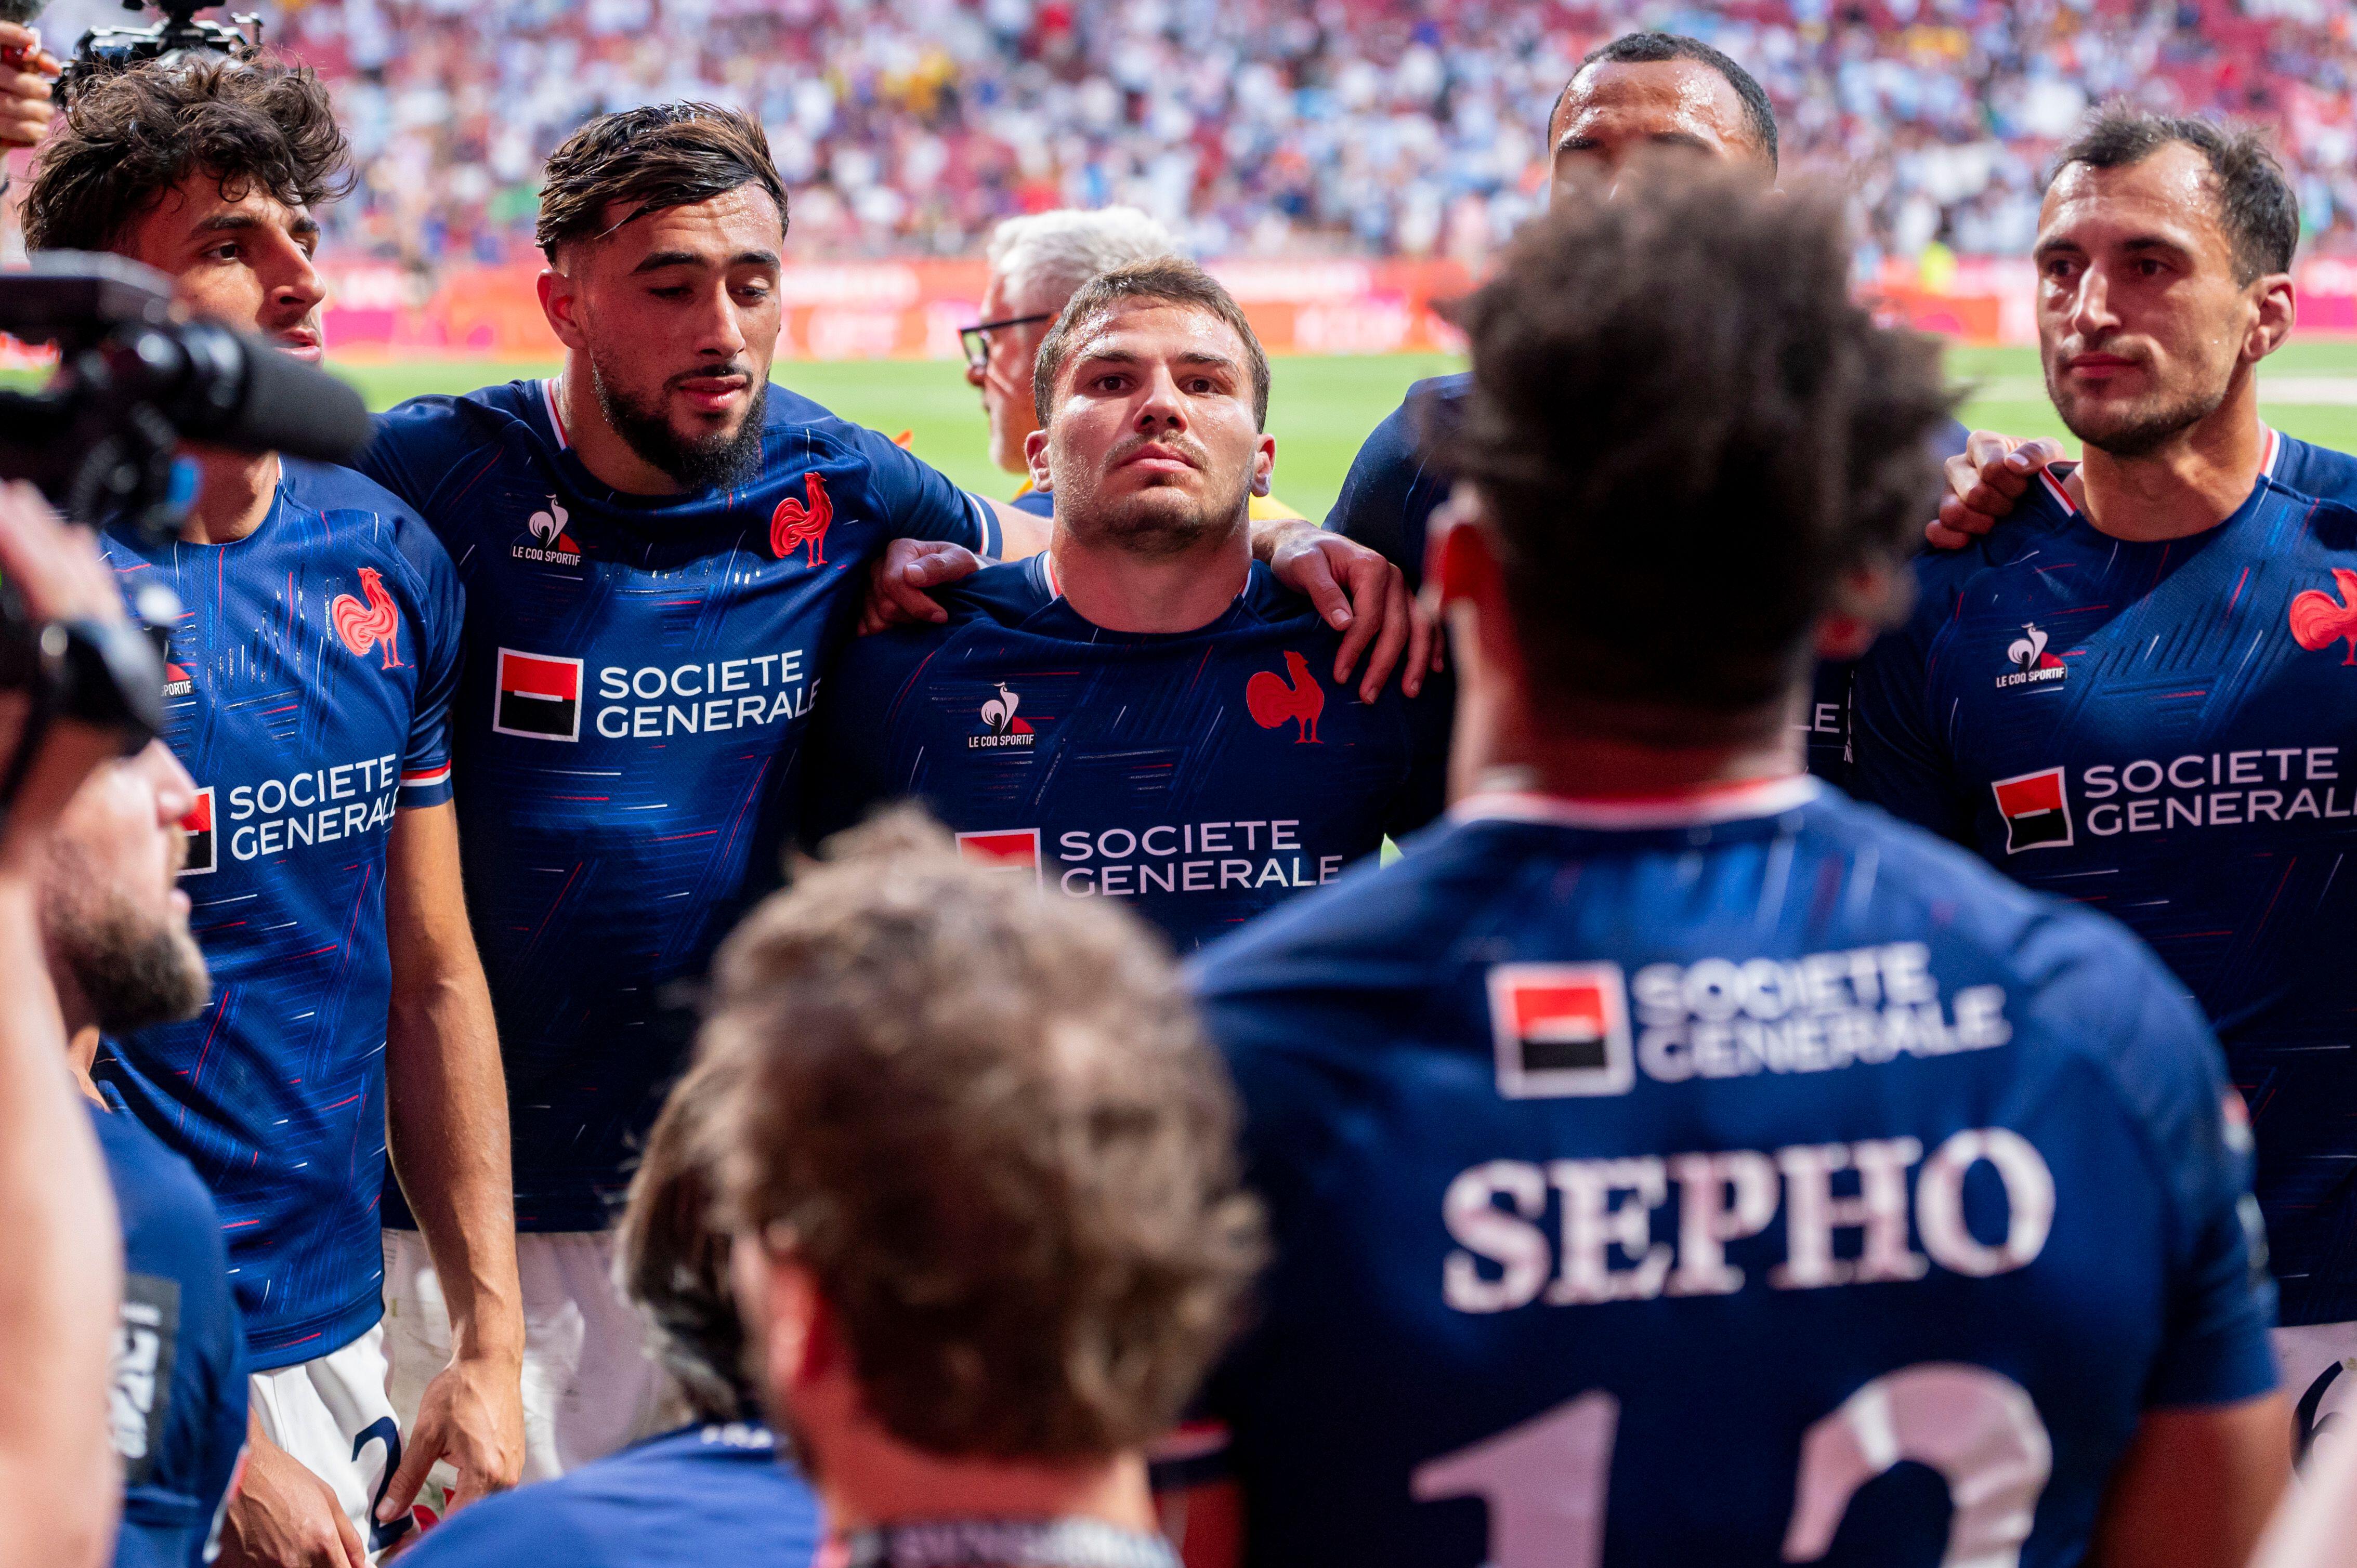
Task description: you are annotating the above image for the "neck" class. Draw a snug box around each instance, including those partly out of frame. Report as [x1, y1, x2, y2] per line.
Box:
[183, 449, 281, 545]
[63, 1024, 103, 1109]
[814, 1441, 1157, 1536]
[556, 358, 683, 497]
[1050, 518, 1251, 635]
[2072, 375, 2269, 543]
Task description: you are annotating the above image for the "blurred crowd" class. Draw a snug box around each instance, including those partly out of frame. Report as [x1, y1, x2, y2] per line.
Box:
[24, 0, 2357, 269]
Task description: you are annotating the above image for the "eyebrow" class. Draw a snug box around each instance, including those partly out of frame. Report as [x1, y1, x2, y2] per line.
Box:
[1559, 129, 1716, 155]
[2033, 233, 2193, 261]
[630, 248, 782, 275]
[1073, 347, 1241, 375]
[193, 211, 321, 238]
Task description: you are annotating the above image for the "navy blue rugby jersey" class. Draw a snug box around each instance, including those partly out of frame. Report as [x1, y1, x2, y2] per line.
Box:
[95, 1102, 248, 1568]
[1186, 776, 2274, 1568]
[1853, 429, 2357, 1326]
[1323, 373, 1967, 789]
[398, 1421, 819, 1568]
[362, 379, 999, 1231]
[95, 460, 462, 1366]
[805, 555, 1448, 951]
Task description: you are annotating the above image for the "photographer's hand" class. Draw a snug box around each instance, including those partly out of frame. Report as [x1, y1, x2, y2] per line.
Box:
[0, 24, 61, 153]
[0, 482, 136, 873]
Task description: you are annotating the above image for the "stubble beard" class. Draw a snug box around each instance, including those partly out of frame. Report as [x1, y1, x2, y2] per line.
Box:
[55, 899, 209, 1035]
[2046, 346, 2232, 461]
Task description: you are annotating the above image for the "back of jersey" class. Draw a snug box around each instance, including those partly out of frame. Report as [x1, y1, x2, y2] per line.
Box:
[1188, 778, 2273, 1568]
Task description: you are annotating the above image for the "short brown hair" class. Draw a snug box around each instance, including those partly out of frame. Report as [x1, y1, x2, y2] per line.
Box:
[704, 809, 1262, 1462]
[614, 1053, 754, 1424]
[1445, 172, 1953, 736]
[536, 103, 788, 259]
[2053, 104, 2298, 284]
[23, 59, 351, 255]
[1032, 258, 1272, 430]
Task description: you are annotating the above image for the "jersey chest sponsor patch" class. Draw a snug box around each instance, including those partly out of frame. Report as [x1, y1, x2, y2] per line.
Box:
[1487, 964, 1635, 1099]
[494, 648, 584, 741]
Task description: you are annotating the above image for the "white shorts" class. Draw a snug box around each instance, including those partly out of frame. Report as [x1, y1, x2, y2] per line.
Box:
[382, 1228, 684, 1484]
[247, 1323, 413, 1562]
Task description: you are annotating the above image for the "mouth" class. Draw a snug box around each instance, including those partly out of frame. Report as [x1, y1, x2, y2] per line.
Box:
[673, 372, 752, 415]
[274, 330, 323, 364]
[1116, 443, 1202, 478]
[2061, 351, 2141, 379]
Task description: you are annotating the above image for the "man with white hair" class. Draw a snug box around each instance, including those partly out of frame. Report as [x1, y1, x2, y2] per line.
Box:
[964, 208, 1304, 522]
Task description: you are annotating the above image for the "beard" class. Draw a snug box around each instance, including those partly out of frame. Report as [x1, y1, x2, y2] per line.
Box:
[2045, 347, 2231, 460]
[53, 899, 209, 1036]
[1056, 434, 1253, 559]
[591, 355, 769, 492]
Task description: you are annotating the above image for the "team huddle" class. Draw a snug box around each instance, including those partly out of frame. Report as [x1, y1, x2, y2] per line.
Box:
[8, 17, 2357, 1568]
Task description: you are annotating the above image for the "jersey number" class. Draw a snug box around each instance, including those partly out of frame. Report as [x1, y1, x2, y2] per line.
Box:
[1411, 1364, 2052, 1567]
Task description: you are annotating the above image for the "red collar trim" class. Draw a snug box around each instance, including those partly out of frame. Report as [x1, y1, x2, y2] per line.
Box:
[2037, 426, 2279, 517]
[1451, 774, 1820, 830]
[542, 377, 571, 450]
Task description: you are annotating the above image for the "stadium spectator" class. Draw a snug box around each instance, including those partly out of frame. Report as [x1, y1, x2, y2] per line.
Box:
[1178, 170, 2290, 1566]
[966, 207, 1306, 524]
[810, 257, 1446, 943]
[24, 0, 2318, 271]
[1853, 108, 2357, 1447]
[702, 808, 1260, 1567]
[37, 735, 248, 1568]
[395, 1052, 821, 1568]
[0, 480, 154, 1568]
[356, 97, 1402, 1481]
[23, 59, 526, 1561]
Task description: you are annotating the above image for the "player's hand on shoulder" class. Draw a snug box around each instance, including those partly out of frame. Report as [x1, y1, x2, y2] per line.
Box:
[379, 1352, 526, 1524]
[1255, 520, 1438, 704]
[1927, 432, 2068, 550]
[220, 1431, 369, 1568]
[0, 25, 61, 152]
[861, 537, 979, 635]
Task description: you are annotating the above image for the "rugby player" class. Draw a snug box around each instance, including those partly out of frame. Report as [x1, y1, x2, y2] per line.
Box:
[707, 810, 1259, 1568]
[358, 101, 1412, 1479]
[24, 62, 525, 1561]
[1178, 173, 2289, 1567]
[1852, 109, 2357, 1426]
[397, 1054, 818, 1568]
[37, 733, 247, 1568]
[809, 260, 1447, 948]
[0, 482, 159, 1568]
[964, 207, 1309, 528]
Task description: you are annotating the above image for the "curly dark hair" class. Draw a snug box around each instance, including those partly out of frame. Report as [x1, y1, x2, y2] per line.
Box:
[703, 808, 1264, 1462]
[22, 59, 351, 255]
[1444, 172, 1955, 738]
[535, 103, 788, 259]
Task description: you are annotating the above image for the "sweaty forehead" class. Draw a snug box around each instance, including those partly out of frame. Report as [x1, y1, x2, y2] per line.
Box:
[1065, 299, 1248, 372]
[2039, 144, 2232, 256]
[148, 175, 313, 236]
[1553, 59, 1752, 153]
[590, 183, 784, 264]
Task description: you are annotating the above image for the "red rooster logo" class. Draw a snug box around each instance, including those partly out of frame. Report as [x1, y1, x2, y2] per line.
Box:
[770, 471, 834, 565]
[1247, 650, 1326, 743]
[330, 567, 403, 669]
[2291, 569, 2357, 666]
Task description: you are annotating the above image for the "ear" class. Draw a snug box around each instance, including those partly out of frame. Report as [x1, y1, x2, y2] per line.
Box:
[2246, 271, 2295, 365]
[1025, 428, 1053, 495]
[1815, 559, 1914, 661]
[1251, 432, 1275, 498]
[539, 264, 590, 353]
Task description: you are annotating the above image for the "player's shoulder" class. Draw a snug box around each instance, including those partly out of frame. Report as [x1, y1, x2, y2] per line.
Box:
[89, 1104, 228, 1272]
[1378, 371, 1471, 453]
[402, 1423, 817, 1568]
[758, 382, 915, 470]
[1903, 470, 2080, 618]
[279, 458, 461, 597]
[2274, 433, 2357, 512]
[370, 381, 545, 465]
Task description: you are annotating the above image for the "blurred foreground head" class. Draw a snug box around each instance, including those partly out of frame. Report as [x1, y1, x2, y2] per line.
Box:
[1433, 171, 1955, 756]
[704, 809, 1262, 1484]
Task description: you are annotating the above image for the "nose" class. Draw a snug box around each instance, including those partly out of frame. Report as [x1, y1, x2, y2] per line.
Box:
[1132, 362, 1188, 432]
[966, 355, 988, 391]
[138, 741, 196, 826]
[2069, 265, 2120, 341]
[701, 285, 751, 361]
[276, 236, 327, 318]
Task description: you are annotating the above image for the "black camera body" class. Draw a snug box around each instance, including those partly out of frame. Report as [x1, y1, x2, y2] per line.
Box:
[55, 0, 263, 107]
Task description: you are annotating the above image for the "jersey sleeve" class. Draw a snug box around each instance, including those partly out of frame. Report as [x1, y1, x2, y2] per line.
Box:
[1850, 565, 1973, 839]
[1384, 676, 1455, 839]
[798, 626, 929, 852]
[1325, 381, 1456, 594]
[2109, 968, 2279, 1408]
[395, 517, 464, 809]
[849, 423, 1000, 558]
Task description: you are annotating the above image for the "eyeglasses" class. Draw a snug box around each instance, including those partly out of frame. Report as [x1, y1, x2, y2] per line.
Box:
[959, 312, 1056, 374]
